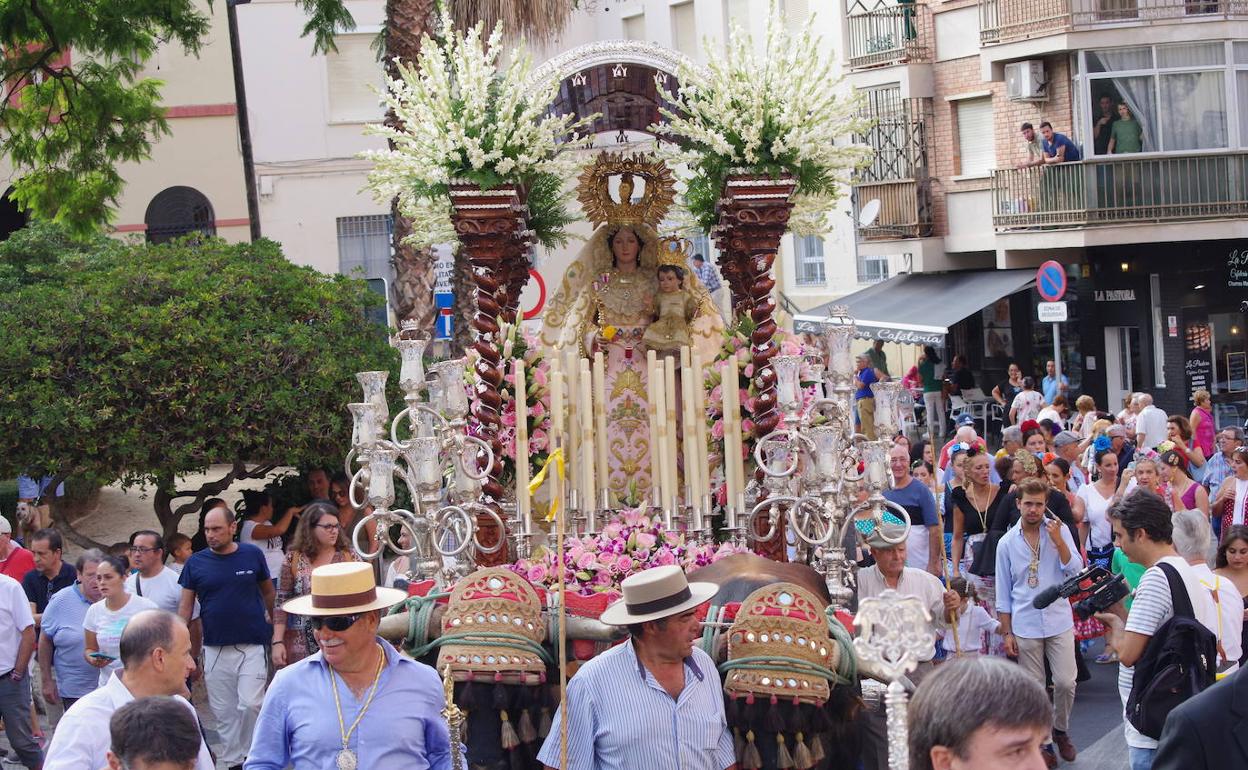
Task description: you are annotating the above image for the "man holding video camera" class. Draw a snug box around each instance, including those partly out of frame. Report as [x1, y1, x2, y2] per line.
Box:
[1094, 490, 1219, 770]
[996, 478, 1083, 767]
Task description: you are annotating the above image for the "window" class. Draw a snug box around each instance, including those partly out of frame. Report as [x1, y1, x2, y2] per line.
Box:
[955, 98, 995, 177]
[780, 0, 808, 32]
[671, 2, 697, 57]
[144, 187, 215, 244]
[326, 34, 383, 123]
[724, 0, 750, 35]
[622, 13, 646, 41]
[1081, 42, 1240, 154]
[337, 215, 393, 282]
[794, 235, 825, 286]
[857, 254, 890, 284]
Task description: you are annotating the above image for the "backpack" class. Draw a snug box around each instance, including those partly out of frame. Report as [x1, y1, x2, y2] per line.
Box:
[1125, 561, 1218, 739]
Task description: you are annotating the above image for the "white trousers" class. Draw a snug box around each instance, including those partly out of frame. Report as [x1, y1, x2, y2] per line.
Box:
[204, 643, 267, 764]
[923, 390, 945, 441]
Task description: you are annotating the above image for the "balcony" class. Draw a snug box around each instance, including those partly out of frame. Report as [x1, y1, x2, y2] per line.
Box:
[847, 5, 933, 69]
[980, 0, 1248, 45]
[853, 95, 934, 240]
[991, 152, 1248, 230]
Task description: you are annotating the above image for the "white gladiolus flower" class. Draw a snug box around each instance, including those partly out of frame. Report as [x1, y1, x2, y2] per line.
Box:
[361, 11, 595, 249]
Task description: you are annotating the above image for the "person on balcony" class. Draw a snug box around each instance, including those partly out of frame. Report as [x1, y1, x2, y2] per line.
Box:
[1017, 123, 1046, 169]
[1109, 102, 1144, 154]
[1092, 95, 1120, 156]
[1040, 122, 1082, 164]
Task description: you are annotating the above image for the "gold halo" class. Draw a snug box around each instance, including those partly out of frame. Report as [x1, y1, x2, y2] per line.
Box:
[576, 152, 676, 228]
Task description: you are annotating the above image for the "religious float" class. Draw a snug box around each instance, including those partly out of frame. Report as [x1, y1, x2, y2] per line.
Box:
[350, 12, 931, 770]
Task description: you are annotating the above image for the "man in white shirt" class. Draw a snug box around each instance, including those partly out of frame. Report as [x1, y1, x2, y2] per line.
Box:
[0, 573, 42, 769]
[45, 609, 215, 770]
[1134, 394, 1169, 451]
[856, 520, 959, 770]
[1095, 491, 1219, 770]
[1171, 509, 1242, 672]
[124, 530, 201, 646]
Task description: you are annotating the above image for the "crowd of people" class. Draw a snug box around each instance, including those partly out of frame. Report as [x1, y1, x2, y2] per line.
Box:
[3, 360, 1247, 769]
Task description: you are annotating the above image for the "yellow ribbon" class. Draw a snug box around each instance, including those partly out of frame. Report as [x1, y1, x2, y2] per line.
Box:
[528, 448, 565, 522]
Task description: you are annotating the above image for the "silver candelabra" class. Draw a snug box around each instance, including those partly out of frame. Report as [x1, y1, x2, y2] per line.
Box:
[743, 306, 913, 611]
[344, 321, 504, 585]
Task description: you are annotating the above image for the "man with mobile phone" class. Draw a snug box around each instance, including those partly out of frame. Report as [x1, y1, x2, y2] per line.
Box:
[996, 478, 1084, 767]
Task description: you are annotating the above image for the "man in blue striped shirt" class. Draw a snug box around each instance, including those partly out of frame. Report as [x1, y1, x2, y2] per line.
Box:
[538, 565, 737, 770]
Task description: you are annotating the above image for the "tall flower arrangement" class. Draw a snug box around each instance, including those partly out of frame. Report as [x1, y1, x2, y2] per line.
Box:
[512, 508, 746, 596]
[652, 12, 873, 234]
[464, 321, 551, 488]
[362, 13, 596, 249]
[704, 318, 820, 504]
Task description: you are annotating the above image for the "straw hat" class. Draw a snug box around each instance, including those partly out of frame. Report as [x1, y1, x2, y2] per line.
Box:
[281, 562, 407, 617]
[599, 565, 717, 626]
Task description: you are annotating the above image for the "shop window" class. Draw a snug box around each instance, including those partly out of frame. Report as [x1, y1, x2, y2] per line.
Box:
[144, 187, 215, 244]
[794, 235, 825, 287]
[857, 254, 889, 285]
[955, 98, 995, 177]
[337, 214, 393, 282]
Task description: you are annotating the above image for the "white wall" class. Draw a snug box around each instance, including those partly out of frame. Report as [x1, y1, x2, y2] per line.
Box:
[239, 0, 860, 311]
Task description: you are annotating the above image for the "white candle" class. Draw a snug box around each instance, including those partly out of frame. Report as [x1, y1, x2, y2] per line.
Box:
[663, 356, 679, 527]
[652, 356, 668, 514]
[593, 352, 610, 510]
[563, 349, 580, 505]
[692, 350, 709, 521]
[721, 359, 739, 518]
[514, 359, 532, 534]
[580, 359, 596, 524]
[647, 350, 661, 507]
[680, 349, 700, 529]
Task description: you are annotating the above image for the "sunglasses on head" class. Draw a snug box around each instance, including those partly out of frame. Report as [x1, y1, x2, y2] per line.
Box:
[309, 613, 363, 632]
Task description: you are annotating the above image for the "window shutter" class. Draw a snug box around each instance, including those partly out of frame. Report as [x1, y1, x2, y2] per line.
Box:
[956, 98, 996, 176]
[327, 35, 383, 123]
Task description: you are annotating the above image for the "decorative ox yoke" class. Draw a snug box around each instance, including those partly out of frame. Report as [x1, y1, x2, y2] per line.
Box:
[723, 583, 839, 770]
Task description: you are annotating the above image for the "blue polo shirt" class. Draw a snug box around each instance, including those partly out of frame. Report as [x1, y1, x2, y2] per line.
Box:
[1043, 132, 1082, 162]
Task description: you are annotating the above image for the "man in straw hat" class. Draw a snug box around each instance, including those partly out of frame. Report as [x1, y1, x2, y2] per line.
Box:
[538, 564, 737, 770]
[245, 562, 459, 769]
[856, 515, 959, 770]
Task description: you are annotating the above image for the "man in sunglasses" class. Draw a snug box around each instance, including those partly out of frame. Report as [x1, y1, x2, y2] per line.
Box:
[247, 562, 458, 770]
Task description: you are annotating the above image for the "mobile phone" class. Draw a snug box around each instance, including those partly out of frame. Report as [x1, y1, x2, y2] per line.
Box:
[89, 652, 116, 662]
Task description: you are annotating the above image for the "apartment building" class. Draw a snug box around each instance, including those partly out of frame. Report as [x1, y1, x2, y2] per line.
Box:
[236, 0, 870, 324]
[809, 0, 1248, 422]
[0, 0, 250, 245]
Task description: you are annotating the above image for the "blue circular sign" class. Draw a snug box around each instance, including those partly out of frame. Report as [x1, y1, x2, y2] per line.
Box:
[1037, 261, 1067, 302]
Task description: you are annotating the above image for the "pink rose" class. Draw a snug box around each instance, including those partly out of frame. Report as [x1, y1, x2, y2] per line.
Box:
[709, 385, 722, 404]
[654, 548, 677, 566]
[576, 551, 598, 570]
[635, 531, 657, 550]
[743, 364, 755, 378]
[780, 338, 802, 356]
[741, 419, 754, 436]
[532, 367, 548, 387]
[527, 563, 548, 584]
[530, 401, 546, 419]
[615, 554, 635, 572]
[711, 420, 725, 440]
[529, 430, 548, 452]
[603, 522, 622, 540]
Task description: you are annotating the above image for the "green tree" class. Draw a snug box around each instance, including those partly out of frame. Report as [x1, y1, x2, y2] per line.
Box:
[0, 230, 397, 544]
[0, 0, 355, 233]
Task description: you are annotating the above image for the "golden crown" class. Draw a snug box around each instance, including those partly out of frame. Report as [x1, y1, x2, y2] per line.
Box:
[658, 236, 692, 268]
[576, 152, 676, 228]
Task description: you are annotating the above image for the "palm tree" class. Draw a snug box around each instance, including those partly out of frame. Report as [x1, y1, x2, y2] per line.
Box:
[383, 0, 576, 342]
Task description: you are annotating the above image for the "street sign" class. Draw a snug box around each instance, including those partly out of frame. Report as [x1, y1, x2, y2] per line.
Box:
[1038, 301, 1068, 322]
[1037, 260, 1067, 302]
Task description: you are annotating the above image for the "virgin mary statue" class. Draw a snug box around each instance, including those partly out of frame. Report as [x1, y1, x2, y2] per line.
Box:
[540, 153, 722, 504]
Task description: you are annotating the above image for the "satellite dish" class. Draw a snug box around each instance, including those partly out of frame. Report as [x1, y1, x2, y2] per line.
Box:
[858, 199, 881, 228]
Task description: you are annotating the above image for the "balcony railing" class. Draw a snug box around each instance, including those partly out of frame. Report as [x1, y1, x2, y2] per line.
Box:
[980, 0, 1248, 44]
[847, 5, 933, 69]
[855, 179, 934, 240]
[991, 152, 1248, 230]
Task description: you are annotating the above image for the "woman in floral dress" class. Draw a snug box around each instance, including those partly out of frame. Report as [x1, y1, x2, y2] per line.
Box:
[271, 500, 358, 666]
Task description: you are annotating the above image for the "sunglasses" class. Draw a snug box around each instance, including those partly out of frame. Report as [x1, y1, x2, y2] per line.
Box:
[309, 613, 362, 632]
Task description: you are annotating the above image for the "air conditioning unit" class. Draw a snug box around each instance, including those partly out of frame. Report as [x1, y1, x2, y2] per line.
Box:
[1005, 60, 1047, 100]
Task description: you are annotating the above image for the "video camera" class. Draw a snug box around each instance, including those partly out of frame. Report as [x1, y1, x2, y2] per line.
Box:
[1031, 565, 1130, 620]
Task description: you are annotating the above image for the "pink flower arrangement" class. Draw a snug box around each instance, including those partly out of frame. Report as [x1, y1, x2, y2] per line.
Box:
[511, 508, 747, 596]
